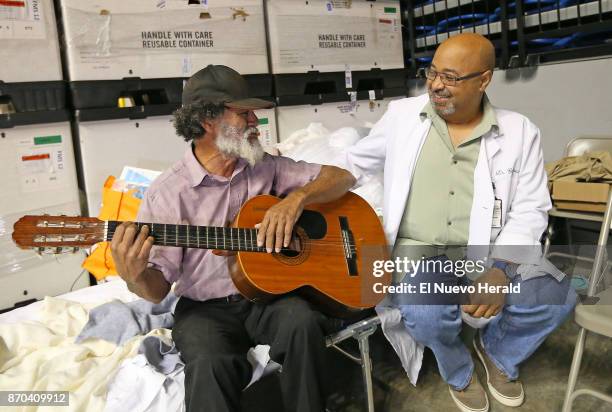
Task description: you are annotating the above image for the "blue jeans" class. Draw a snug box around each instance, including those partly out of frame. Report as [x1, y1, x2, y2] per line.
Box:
[397, 256, 577, 390]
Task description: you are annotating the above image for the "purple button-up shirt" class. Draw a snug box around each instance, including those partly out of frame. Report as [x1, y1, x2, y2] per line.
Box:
[136, 147, 322, 301]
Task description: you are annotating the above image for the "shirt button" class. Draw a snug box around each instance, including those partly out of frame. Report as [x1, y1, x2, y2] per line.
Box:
[447, 221, 452, 226]
[450, 190, 455, 196]
[453, 159, 458, 165]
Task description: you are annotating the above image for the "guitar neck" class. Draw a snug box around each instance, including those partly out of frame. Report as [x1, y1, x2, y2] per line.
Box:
[106, 221, 267, 252]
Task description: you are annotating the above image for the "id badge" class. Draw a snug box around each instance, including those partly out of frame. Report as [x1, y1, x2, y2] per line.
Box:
[492, 198, 503, 228]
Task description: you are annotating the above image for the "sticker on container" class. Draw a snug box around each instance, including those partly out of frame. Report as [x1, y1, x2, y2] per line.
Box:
[348, 91, 357, 112]
[18, 134, 68, 193]
[256, 117, 277, 155]
[0, 0, 47, 40]
[329, 0, 351, 9]
[345, 64, 352, 89]
[182, 55, 192, 76]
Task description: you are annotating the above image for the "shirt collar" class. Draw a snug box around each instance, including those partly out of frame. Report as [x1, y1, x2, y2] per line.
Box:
[183, 145, 248, 188]
[420, 94, 499, 132]
[480, 95, 499, 132]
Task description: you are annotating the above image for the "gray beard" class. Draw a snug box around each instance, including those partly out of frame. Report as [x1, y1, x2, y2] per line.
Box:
[216, 124, 265, 167]
[428, 90, 456, 116]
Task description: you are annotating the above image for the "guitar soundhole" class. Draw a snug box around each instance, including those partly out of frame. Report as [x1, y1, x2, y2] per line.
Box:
[280, 235, 302, 258]
[274, 227, 310, 265]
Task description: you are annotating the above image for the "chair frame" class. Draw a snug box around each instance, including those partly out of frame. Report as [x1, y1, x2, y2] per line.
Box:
[557, 137, 612, 411]
[326, 316, 381, 412]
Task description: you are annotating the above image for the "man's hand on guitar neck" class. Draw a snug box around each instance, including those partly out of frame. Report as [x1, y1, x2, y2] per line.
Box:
[110, 222, 170, 303]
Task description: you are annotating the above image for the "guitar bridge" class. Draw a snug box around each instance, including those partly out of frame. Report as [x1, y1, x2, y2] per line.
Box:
[339, 216, 358, 276]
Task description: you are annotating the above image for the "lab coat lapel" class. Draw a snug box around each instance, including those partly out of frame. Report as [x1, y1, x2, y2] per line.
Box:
[468, 130, 500, 246]
[385, 118, 431, 245]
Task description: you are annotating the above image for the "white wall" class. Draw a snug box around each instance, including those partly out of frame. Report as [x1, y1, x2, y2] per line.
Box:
[408, 57, 612, 162]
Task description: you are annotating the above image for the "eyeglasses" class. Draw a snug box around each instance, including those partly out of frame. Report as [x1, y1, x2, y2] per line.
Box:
[425, 67, 486, 86]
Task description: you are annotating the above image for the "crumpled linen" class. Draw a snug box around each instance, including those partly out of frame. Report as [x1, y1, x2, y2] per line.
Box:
[76, 291, 178, 345]
[545, 151, 612, 185]
[0, 297, 154, 412]
[277, 124, 383, 215]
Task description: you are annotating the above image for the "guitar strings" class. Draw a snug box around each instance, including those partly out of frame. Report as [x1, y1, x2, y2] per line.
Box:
[72, 222, 364, 241]
[101, 231, 357, 252]
[41, 227, 358, 245]
[104, 231, 354, 249]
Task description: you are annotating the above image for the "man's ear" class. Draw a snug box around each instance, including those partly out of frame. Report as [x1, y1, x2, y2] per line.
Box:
[202, 118, 216, 135]
[479, 70, 493, 92]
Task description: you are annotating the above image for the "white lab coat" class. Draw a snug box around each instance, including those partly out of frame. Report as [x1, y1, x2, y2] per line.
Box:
[334, 93, 553, 263]
[333, 93, 563, 385]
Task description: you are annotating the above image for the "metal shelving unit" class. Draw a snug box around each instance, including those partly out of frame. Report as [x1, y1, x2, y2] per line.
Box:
[402, 0, 511, 71]
[402, 0, 612, 74]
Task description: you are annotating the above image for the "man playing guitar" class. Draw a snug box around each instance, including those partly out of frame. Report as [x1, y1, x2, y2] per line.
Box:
[109, 65, 355, 412]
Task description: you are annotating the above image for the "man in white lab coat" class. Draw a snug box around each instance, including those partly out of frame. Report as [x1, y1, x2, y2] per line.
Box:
[295, 33, 576, 411]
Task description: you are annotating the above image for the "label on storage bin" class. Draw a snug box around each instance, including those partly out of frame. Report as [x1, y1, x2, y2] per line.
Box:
[0, 0, 47, 40]
[256, 115, 277, 155]
[348, 91, 357, 112]
[329, 0, 351, 9]
[344, 64, 352, 88]
[17, 134, 69, 193]
[182, 55, 192, 76]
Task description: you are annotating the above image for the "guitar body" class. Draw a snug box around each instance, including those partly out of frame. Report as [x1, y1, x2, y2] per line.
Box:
[230, 193, 391, 317]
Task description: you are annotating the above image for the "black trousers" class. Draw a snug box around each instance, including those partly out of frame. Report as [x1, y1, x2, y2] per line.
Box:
[172, 294, 336, 412]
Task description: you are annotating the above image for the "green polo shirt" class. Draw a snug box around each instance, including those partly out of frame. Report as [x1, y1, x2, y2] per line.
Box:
[395, 96, 498, 260]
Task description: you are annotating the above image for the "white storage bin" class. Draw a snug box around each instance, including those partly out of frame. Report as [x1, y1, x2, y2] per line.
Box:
[266, 0, 404, 74]
[58, 0, 269, 81]
[0, 120, 87, 309]
[0, 0, 63, 82]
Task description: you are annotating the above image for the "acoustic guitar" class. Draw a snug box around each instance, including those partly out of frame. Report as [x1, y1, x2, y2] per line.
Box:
[12, 193, 390, 317]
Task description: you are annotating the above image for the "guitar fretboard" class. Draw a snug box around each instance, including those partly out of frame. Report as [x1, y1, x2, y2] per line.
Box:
[105, 221, 268, 252]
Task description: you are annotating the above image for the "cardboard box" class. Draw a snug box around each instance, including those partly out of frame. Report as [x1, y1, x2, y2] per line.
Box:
[552, 180, 610, 213]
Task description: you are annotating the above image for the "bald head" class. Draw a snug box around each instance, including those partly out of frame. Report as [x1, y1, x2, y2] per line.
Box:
[436, 33, 496, 72]
[426, 33, 495, 122]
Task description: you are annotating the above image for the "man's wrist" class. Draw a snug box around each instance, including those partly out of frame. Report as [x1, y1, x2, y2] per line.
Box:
[492, 260, 509, 272]
[289, 188, 308, 205]
[492, 260, 515, 279]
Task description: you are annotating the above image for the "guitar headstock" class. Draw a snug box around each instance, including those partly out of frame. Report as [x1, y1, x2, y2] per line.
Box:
[12, 215, 106, 255]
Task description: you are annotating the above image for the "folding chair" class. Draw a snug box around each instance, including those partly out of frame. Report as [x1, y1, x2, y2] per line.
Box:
[561, 186, 612, 411]
[547, 137, 612, 411]
[326, 316, 381, 412]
